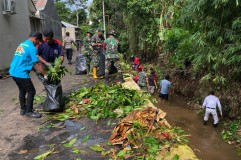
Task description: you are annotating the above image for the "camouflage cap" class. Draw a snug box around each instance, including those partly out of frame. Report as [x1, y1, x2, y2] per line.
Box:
[86, 30, 92, 34]
[108, 29, 116, 35]
[96, 29, 103, 33]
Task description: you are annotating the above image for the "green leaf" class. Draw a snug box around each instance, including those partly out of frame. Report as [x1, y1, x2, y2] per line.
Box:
[33, 149, 53, 160]
[64, 137, 77, 147]
[172, 154, 179, 160]
[89, 144, 104, 152]
[81, 135, 90, 143]
[80, 126, 86, 131]
[117, 149, 127, 157]
[72, 148, 85, 154]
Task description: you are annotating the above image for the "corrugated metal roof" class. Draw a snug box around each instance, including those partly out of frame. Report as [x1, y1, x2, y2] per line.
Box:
[61, 21, 80, 29]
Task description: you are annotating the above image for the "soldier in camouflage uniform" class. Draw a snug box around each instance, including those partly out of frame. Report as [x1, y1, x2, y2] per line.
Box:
[104, 30, 124, 84]
[83, 30, 93, 75]
[91, 29, 104, 78]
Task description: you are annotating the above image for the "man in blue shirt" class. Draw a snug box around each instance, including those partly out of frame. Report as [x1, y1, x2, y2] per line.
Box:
[9, 32, 47, 118]
[37, 29, 64, 66]
[158, 75, 171, 101]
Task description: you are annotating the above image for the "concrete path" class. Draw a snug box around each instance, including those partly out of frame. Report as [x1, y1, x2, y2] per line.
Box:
[0, 52, 98, 159]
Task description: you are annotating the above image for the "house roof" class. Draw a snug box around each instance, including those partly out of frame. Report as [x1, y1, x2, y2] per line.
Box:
[35, 0, 48, 10]
[61, 21, 80, 29]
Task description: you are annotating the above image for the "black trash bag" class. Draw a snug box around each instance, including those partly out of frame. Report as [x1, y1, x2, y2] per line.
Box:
[75, 53, 87, 75]
[38, 75, 63, 112]
[109, 61, 117, 74]
[97, 51, 105, 77]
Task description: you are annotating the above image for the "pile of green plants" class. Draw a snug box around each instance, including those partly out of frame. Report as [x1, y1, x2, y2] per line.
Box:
[53, 84, 155, 122]
[47, 57, 69, 85]
[221, 120, 241, 153]
[91, 121, 188, 160]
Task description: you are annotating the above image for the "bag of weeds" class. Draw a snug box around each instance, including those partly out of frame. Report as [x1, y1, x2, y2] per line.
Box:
[75, 53, 87, 75]
[38, 57, 68, 112]
[38, 75, 63, 112]
[97, 51, 105, 77]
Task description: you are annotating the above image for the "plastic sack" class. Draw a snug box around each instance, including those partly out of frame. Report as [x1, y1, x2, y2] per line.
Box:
[75, 53, 87, 75]
[38, 75, 63, 112]
[97, 51, 105, 77]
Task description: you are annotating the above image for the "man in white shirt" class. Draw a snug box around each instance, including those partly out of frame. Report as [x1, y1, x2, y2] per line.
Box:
[202, 91, 222, 127]
[63, 32, 76, 64]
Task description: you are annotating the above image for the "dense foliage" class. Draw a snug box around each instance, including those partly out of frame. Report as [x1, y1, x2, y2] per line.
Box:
[163, 0, 241, 85]
[89, 0, 162, 56]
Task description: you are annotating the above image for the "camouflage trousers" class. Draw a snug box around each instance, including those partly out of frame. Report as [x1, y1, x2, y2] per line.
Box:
[90, 50, 99, 67]
[84, 55, 92, 66]
[105, 58, 122, 73]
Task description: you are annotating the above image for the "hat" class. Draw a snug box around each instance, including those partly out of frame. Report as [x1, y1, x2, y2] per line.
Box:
[108, 29, 116, 35]
[30, 31, 43, 42]
[86, 30, 92, 34]
[96, 29, 103, 33]
[42, 28, 54, 37]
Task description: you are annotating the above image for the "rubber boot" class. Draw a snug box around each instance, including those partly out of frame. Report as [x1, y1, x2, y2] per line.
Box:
[213, 123, 218, 128]
[93, 67, 98, 79]
[86, 66, 90, 75]
[118, 72, 124, 83]
[203, 120, 207, 125]
[89, 65, 93, 75]
[105, 73, 109, 85]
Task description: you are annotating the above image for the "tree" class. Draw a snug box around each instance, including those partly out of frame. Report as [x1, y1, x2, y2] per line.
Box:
[55, 1, 72, 22]
[55, 0, 88, 27]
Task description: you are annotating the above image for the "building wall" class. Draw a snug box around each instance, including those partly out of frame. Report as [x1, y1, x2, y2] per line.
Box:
[40, 0, 62, 41]
[62, 27, 76, 41]
[0, 0, 32, 69]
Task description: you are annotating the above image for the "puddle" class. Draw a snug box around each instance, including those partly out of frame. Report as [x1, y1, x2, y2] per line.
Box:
[8, 118, 117, 160]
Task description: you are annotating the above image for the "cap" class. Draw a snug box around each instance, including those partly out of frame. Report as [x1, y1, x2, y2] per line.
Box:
[30, 31, 43, 42]
[96, 29, 103, 33]
[86, 30, 92, 34]
[108, 29, 116, 35]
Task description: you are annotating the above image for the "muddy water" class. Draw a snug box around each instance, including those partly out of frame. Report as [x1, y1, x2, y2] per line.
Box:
[155, 94, 240, 160]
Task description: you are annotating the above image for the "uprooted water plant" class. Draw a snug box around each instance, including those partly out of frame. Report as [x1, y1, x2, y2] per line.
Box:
[52, 84, 156, 121]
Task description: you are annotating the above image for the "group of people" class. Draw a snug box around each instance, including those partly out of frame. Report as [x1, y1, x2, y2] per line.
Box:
[131, 58, 222, 128]
[131, 61, 171, 101]
[9, 28, 125, 118]
[9, 29, 71, 118]
[83, 29, 124, 84]
[9, 28, 223, 128]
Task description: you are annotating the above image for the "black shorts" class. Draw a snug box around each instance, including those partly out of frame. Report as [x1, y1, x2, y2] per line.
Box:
[159, 93, 168, 100]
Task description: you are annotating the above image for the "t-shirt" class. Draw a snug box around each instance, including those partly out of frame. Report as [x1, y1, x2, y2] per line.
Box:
[63, 36, 74, 49]
[138, 71, 147, 87]
[148, 75, 155, 86]
[160, 79, 171, 94]
[38, 42, 64, 63]
[9, 40, 39, 78]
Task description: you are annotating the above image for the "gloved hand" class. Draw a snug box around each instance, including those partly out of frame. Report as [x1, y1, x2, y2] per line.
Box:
[44, 75, 48, 80]
[45, 62, 52, 67]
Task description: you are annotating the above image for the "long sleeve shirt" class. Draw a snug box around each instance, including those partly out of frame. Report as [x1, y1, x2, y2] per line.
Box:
[202, 95, 222, 115]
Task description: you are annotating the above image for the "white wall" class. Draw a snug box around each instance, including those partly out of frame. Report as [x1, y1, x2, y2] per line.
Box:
[0, 0, 32, 69]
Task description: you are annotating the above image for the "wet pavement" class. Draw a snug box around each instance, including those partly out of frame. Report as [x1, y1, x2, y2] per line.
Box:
[155, 94, 241, 160]
[8, 118, 118, 160]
